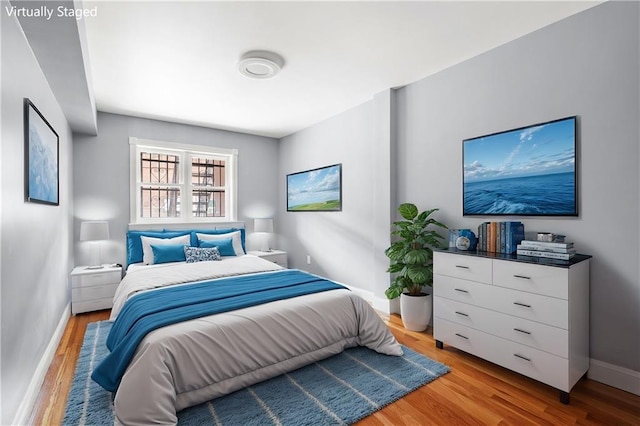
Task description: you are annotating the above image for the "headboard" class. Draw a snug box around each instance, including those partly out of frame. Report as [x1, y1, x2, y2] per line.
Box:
[128, 221, 245, 232]
[126, 222, 246, 266]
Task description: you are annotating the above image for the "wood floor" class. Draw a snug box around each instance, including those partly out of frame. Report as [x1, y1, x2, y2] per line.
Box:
[30, 310, 639, 425]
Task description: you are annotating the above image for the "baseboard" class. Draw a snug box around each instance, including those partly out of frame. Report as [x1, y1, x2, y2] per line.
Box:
[12, 303, 71, 425]
[588, 358, 640, 396]
[341, 284, 374, 305]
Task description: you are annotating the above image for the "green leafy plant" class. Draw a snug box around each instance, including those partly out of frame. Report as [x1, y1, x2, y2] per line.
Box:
[385, 203, 447, 299]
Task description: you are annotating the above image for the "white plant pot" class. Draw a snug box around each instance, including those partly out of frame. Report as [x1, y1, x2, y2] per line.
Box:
[400, 292, 432, 332]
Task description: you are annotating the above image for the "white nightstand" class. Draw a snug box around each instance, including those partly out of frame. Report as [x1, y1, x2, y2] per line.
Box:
[248, 250, 288, 268]
[70, 265, 122, 314]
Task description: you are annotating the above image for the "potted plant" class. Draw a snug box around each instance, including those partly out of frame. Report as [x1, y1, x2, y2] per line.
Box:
[385, 203, 447, 331]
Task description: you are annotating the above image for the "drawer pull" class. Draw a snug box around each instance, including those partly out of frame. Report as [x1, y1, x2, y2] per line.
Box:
[455, 265, 470, 269]
[513, 274, 531, 280]
[455, 311, 469, 317]
[454, 288, 469, 294]
[455, 333, 469, 340]
[514, 328, 532, 335]
[513, 302, 531, 308]
[513, 353, 531, 362]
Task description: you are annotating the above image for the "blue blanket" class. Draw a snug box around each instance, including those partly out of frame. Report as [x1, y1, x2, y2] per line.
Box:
[91, 269, 345, 392]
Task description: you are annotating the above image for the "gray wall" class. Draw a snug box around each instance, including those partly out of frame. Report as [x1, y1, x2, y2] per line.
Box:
[395, 2, 639, 372]
[279, 1, 639, 378]
[279, 91, 395, 307]
[1, 11, 74, 425]
[73, 112, 280, 265]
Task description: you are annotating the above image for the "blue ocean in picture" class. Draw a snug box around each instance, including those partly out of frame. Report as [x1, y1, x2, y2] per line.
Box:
[464, 172, 575, 215]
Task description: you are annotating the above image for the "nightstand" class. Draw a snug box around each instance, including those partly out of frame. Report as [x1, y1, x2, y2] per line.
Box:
[248, 250, 288, 268]
[70, 265, 122, 314]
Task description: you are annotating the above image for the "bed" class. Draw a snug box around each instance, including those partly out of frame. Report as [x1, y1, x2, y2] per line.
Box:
[92, 227, 402, 425]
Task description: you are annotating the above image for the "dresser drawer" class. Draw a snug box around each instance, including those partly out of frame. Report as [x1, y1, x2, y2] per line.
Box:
[72, 297, 113, 315]
[434, 297, 568, 357]
[72, 283, 118, 302]
[71, 270, 121, 288]
[493, 261, 568, 299]
[433, 252, 492, 284]
[434, 275, 492, 306]
[435, 275, 568, 329]
[434, 319, 569, 391]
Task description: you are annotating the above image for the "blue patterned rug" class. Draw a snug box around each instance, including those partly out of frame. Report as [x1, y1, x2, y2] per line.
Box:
[63, 321, 449, 425]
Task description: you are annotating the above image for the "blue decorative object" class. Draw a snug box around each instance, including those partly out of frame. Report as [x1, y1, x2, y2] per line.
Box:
[151, 244, 188, 264]
[455, 229, 478, 251]
[126, 230, 191, 265]
[199, 237, 236, 256]
[187, 228, 247, 251]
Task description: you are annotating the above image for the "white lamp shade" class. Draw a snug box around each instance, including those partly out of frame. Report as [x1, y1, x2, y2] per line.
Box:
[254, 218, 274, 233]
[80, 221, 110, 241]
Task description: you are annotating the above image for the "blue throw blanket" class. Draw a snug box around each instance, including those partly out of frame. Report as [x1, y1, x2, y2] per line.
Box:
[91, 269, 345, 392]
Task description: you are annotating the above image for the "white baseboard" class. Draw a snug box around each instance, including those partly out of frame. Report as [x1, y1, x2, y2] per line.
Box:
[372, 295, 397, 314]
[372, 296, 388, 314]
[12, 303, 71, 425]
[588, 358, 640, 396]
[342, 284, 374, 305]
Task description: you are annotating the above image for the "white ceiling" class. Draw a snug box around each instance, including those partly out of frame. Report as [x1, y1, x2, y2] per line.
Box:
[83, 0, 602, 138]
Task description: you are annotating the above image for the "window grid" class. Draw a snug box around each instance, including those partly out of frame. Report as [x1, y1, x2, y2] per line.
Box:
[191, 157, 226, 217]
[140, 186, 181, 218]
[140, 152, 181, 218]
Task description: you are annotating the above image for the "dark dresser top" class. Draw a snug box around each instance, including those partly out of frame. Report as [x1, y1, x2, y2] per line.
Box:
[434, 247, 592, 269]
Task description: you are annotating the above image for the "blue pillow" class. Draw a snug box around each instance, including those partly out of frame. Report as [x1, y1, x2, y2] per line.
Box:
[187, 228, 246, 252]
[151, 244, 188, 264]
[127, 230, 191, 265]
[199, 238, 236, 256]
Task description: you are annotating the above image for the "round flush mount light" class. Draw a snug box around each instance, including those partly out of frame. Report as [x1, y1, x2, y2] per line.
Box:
[238, 50, 285, 79]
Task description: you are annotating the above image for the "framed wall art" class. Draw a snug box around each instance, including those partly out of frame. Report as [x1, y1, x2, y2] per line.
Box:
[24, 98, 59, 205]
[287, 164, 342, 212]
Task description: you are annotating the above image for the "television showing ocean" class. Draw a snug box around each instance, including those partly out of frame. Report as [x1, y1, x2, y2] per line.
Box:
[464, 172, 576, 215]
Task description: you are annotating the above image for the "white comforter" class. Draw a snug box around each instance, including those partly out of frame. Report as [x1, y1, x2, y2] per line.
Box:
[109, 257, 402, 425]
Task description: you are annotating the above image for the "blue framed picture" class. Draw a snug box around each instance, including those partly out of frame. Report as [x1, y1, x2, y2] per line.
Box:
[24, 98, 59, 205]
[463, 116, 577, 216]
[287, 164, 342, 212]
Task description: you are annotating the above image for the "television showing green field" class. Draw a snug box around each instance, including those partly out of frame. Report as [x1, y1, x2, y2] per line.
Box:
[287, 164, 342, 212]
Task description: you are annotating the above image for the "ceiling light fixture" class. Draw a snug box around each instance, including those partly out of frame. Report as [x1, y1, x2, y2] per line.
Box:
[238, 50, 285, 79]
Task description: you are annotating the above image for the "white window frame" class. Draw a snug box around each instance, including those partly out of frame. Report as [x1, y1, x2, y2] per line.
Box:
[129, 137, 238, 224]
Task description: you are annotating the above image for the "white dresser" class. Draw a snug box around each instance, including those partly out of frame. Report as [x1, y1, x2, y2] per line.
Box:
[433, 250, 590, 403]
[70, 265, 122, 314]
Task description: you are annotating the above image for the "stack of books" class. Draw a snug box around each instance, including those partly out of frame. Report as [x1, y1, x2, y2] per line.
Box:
[516, 240, 576, 260]
[477, 221, 525, 254]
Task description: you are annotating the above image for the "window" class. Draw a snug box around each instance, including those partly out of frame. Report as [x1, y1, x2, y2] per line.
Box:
[130, 138, 237, 223]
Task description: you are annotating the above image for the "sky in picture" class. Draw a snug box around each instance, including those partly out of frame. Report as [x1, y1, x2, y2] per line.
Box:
[464, 118, 575, 183]
[288, 165, 340, 208]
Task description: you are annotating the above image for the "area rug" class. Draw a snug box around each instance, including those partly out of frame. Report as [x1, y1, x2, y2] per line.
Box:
[63, 321, 449, 425]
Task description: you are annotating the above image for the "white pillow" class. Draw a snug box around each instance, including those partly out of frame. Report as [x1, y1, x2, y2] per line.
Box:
[140, 234, 191, 264]
[196, 231, 245, 256]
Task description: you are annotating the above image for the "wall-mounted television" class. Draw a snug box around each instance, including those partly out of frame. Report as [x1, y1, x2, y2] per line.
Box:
[287, 163, 342, 211]
[463, 116, 577, 216]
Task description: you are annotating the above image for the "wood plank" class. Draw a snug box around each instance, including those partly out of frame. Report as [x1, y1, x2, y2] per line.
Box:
[30, 311, 640, 425]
